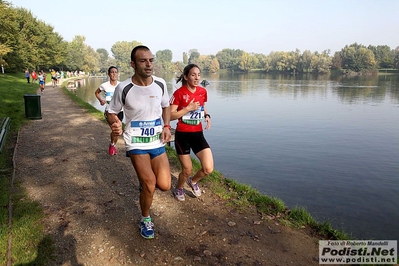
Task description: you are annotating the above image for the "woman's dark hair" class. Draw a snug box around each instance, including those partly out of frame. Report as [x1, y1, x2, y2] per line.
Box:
[130, 45, 150, 63]
[108, 66, 118, 74]
[176, 64, 201, 85]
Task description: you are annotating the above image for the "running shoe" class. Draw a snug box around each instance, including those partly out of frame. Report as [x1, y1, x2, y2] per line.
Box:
[186, 176, 201, 197]
[139, 217, 154, 239]
[108, 144, 117, 155]
[173, 188, 185, 201]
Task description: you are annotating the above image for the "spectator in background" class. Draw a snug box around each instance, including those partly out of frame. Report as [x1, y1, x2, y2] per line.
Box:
[25, 69, 30, 83]
[31, 70, 37, 83]
[51, 69, 57, 87]
[56, 71, 61, 85]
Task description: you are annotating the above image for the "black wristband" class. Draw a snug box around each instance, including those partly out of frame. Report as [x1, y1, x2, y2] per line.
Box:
[204, 114, 211, 119]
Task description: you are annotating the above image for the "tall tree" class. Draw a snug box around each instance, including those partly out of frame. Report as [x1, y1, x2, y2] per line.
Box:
[239, 52, 258, 72]
[311, 50, 332, 74]
[155, 49, 174, 72]
[368, 45, 394, 69]
[394, 46, 399, 70]
[286, 49, 301, 74]
[2, 6, 66, 71]
[188, 49, 200, 64]
[0, 1, 18, 68]
[209, 57, 220, 73]
[111, 40, 142, 73]
[254, 53, 270, 71]
[183, 52, 188, 64]
[216, 48, 244, 70]
[300, 50, 313, 73]
[331, 51, 342, 70]
[96, 48, 109, 73]
[269, 51, 288, 72]
[339, 43, 377, 72]
[156, 49, 172, 63]
[65, 35, 86, 71]
[82, 45, 99, 73]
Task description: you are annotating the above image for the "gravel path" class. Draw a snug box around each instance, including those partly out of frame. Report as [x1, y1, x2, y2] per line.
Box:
[14, 81, 320, 265]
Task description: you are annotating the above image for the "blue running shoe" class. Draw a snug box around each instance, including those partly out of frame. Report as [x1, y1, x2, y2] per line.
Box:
[139, 217, 154, 239]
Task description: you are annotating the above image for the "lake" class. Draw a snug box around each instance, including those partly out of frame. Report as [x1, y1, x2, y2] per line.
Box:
[73, 71, 399, 241]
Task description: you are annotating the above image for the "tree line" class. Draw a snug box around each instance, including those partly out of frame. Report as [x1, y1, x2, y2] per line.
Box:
[1, 1, 399, 76]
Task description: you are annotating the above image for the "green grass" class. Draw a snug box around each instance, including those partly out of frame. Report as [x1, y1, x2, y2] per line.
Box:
[0, 74, 39, 131]
[0, 74, 54, 265]
[61, 85, 105, 122]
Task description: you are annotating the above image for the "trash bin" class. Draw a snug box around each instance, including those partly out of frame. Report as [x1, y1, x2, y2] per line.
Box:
[24, 94, 42, 119]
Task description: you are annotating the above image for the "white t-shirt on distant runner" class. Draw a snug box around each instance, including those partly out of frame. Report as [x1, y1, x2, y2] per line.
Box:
[98, 81, 120, 112]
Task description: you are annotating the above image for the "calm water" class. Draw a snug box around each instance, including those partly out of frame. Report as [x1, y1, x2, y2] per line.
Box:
[73, 72, 399, 241]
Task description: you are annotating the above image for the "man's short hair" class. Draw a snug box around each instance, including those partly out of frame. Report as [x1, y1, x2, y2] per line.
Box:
[131, 45, 150, 63]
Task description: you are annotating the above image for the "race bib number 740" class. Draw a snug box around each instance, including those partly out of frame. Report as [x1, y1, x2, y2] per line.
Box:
[130, 118, 162, 143]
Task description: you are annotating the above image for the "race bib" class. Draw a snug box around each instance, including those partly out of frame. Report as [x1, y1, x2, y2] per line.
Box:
[182, 106, 204, 125]
[105, 92, 114, 103]
[130, 118, 162, 143]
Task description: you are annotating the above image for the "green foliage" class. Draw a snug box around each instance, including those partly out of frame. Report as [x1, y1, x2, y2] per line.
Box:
[315, 221, 350, 240]
[288, 206, 318, 227]
[197, 54, 220, 73]
[155, 49, 175, 73]
[11, 189, 55, 265]
[2, 1, 398, 76]
[239, 52, 260, 72]
[216, 48, 244, 70]
[96, 48, 111, 73]
[0, 1, 18, 65]
[395, 47, 399, 70]
[368, 45, 395, 69]
[0, 175, 9, 266]
[188, 49, 200, 65]
[156, 49, 173, 63]
[183, 52, 188, 64]
[339, 43, 377, 72]
[111, 40, 142, 73]
[82, 45, 99, 73]
[65, 35, 86, 71]
[288, 206, 350, 240]
[0, 4, 67, 72]
[0, 74, 38, 131]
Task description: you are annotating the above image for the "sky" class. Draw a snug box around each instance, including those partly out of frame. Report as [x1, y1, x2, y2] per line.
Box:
[8, 0, 399, 61]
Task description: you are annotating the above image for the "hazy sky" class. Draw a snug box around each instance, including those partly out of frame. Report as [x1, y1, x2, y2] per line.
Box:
[9, 0, 399, 61]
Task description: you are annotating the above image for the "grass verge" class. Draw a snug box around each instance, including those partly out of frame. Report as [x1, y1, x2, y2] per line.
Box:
[0, 74, 54, 265]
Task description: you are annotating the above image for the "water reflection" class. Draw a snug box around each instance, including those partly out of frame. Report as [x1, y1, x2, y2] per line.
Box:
[72, 72, 399, 106]
[198, 73, 399, 105]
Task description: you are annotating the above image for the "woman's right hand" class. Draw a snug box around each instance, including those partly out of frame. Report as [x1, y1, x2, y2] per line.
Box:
[186, 99, 200, 111]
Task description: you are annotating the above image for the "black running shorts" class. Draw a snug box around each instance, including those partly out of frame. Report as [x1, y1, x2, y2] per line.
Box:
[174, 131, 210, 155]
